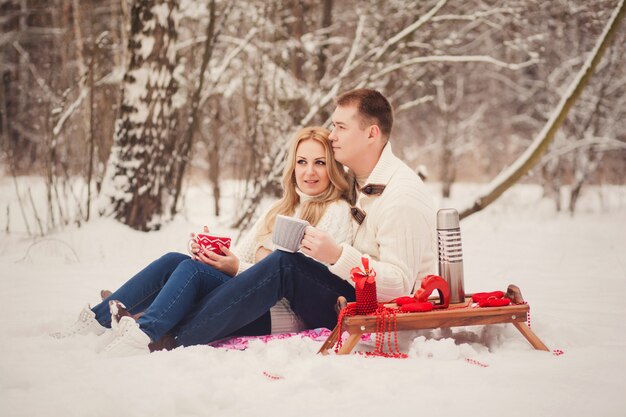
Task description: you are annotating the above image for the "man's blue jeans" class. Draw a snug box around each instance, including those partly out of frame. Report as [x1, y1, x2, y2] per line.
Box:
[92, 251, 355, 346]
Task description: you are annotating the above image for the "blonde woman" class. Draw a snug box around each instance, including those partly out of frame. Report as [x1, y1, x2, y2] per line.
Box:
[53, 127, 354, 355]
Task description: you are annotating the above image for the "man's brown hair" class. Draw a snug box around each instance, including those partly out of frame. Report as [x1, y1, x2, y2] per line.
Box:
[335, 88, 394, 140]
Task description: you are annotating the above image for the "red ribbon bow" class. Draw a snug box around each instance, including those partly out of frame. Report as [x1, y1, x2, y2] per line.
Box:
[350, 256, 376, 290]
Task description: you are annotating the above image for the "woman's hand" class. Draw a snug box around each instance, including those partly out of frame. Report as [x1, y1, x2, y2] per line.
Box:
[300, 226, 343, 264]
[188, 225, 210, 260]
[254, 246, 272, 263]
[196, 244, 240, 277]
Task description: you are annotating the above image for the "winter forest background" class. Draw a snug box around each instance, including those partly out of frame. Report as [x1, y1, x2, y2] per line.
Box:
[1, 0, 625, 235]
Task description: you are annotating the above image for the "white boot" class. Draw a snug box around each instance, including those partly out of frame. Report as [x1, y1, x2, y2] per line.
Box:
[94, 300, 125, 353]
[95, 328, 119, 354]
[100, 316, 150, 357]
[51, 304, 106, 339]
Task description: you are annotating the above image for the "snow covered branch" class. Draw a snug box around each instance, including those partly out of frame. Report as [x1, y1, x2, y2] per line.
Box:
[12, 42, 61, 105]
[371, 55, 539, 81]
[458, 0, 626, 220]
[395, 95, 435, 114]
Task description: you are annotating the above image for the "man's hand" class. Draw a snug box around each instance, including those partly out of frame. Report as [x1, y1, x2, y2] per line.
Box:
[300, 226, 342, 264]
[196, 244, 240, 277]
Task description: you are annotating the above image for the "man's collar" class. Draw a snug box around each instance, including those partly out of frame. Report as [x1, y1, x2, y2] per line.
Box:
[347, 143, 399, 218]
[361, 143, 398, 188]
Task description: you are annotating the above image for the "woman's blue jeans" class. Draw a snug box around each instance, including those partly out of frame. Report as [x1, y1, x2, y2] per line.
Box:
[92, 251, 355, 346]
[92, 252, 242, 341]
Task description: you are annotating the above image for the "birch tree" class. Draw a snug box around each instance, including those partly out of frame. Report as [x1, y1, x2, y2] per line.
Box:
[101, 0, 180, 231]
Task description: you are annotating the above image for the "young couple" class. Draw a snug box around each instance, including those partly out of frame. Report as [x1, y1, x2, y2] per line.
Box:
[52, 88, 437, 356]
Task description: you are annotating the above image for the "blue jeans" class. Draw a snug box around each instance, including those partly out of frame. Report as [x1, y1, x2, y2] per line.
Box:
[172, 251, 356, 347]
[92, 252, 270, 341]
[93, 252, 191, 328]
[93, 251, 355, 346]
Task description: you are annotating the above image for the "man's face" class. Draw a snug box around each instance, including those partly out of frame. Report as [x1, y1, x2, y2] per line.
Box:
[329, 105, 369, 169]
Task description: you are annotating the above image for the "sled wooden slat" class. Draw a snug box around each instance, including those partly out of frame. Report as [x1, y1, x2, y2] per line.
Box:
[318, 299, 549, 355]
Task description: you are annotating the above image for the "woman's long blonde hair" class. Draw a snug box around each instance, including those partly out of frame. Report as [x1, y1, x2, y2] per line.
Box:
[256, 126, 350, 242]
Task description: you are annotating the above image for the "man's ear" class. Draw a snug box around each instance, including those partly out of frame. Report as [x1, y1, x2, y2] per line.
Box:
[367, 125, 381, 144]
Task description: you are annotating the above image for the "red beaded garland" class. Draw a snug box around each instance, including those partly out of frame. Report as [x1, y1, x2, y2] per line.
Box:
[465, 358, 489, 368]
[262, 371, 284, 380]
[524, 303, 565, 357]
[334, 303, 407, 359]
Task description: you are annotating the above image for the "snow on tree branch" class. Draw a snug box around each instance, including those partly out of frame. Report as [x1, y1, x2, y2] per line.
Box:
[13, 42, 61, 105]
[371, 55, 539, 81]
[458, 0, 626, 220]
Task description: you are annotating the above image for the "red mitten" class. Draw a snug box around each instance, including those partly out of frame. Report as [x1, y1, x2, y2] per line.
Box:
[472, 291, 504, 303]
[400, 302, 434, 312]
[478, 297, 511, 307]
[394, 296, 415, 306]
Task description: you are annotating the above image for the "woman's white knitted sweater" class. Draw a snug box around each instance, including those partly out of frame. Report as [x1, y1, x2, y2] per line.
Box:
[233, 191, 353, 333]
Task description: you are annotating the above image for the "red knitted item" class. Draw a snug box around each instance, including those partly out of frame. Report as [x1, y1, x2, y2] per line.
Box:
[400, 302, 434, 312]
[478, 297, 511, 307]
[394, 296, 415, 306]
[472, 291, 505, 303]
[472, 290, 510, 307]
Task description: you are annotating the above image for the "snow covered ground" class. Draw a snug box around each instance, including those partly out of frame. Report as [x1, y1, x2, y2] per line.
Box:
[1, 179, 625, 417]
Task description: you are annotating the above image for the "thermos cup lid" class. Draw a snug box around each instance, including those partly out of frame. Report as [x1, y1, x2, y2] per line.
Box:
[437, 208, 460, 230]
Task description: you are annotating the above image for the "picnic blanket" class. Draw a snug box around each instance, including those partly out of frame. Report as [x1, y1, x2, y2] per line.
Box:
[209, 328, 372, 351]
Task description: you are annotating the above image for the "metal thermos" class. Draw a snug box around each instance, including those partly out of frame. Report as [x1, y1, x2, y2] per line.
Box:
[437, 208, 465, 304]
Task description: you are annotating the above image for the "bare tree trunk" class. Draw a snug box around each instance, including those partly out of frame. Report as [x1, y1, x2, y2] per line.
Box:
[71, 0, 87, 78]
[233, 62, 266, 230]
[208, 102, 221, 216]
[459, 0, 626, 220]
[171, 0, 217, 216]
[290, 0, 305, 82]
[441, 130, 455, 198]
[540, 160, 563, 212]
[46, 106, 57, 231]
[86, 40, 96, 221]
[435, 74, 461, 198]
[316, 0, 332, 122]
[0, 64, 9, 162]
[569, 149, 600, 214]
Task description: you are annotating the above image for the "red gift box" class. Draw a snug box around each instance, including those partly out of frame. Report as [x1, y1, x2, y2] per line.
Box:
[351, 256, 378, 315]
[197, 234, 231, 256]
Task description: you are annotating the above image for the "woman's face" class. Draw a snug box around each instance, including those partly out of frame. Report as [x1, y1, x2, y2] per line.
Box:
[294, 139, 331, 196]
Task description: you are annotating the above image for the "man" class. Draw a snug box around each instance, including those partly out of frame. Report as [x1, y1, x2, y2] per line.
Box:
[107, 88, 437, 352]
[300, 89, 436, 302]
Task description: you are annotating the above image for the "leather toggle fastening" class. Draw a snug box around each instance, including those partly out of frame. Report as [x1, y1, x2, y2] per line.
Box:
[359, 184, 386, 196]
[351, 184, 384, 224]
[350, 206, 366, 225]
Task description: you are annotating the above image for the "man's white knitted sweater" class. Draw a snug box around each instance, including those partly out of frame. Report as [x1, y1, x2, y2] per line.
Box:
[328, 143, 437, 302]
